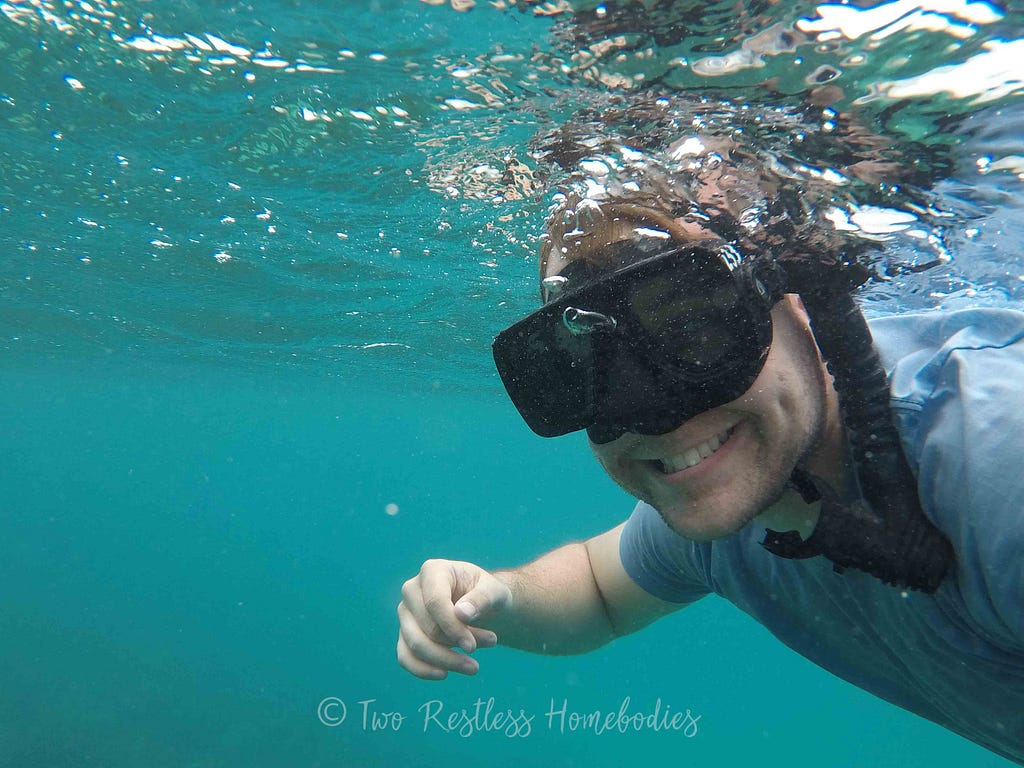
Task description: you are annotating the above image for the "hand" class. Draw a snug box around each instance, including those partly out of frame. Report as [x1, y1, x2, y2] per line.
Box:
[397, 559, 511, 680]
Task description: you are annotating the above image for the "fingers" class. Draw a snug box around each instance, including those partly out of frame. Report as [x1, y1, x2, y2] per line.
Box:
[396, 601, 480, 680]
[469, 625, 498, 649]
[396, 601, 496, 680]
[417, 562, 479, 652]
[395, 559, 506, 680]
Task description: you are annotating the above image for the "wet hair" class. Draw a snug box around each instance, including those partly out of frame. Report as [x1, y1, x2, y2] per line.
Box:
[530, 91, 921, 285]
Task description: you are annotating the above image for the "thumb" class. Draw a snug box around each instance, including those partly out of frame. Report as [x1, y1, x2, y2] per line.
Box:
[454, 574, 512, 624]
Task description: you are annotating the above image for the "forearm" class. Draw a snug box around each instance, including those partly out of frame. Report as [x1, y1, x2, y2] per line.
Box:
[480, 541, 616, 655]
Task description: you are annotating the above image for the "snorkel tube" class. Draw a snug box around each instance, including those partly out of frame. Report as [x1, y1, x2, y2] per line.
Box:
[761, 261, 954, 593]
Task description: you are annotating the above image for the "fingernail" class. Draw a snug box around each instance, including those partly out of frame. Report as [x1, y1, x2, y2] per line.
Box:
[458, 636, 476, 653]
[455, 599, 478, 622]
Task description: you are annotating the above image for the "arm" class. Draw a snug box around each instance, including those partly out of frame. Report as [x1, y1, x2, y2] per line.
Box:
[488, 523, 683, 652]
[396, 523, 684, 680]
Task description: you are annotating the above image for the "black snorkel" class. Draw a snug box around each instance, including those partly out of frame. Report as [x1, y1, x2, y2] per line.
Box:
[762, 260, 954, 593]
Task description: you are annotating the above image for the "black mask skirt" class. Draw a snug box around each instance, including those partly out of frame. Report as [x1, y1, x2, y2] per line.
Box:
[492, 241, 784, 443]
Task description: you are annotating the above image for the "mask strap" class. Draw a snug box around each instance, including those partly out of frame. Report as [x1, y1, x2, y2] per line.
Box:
[761, 264, 953, 593]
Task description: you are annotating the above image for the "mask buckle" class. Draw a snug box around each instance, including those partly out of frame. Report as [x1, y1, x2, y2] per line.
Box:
[562, 307, 618, 336]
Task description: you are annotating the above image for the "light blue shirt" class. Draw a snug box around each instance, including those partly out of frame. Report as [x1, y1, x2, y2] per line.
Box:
[620, 308, 1024, 763]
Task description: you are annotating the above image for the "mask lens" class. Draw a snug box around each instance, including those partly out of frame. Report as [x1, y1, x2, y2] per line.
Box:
[493, 291, 606, 437]
[493, 243, 773, 440]
[625, 256, 753, 375]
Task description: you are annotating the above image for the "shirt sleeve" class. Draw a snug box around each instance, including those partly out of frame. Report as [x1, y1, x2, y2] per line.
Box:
[901, 313, 1024, 654]
[619, 501, 712, 604]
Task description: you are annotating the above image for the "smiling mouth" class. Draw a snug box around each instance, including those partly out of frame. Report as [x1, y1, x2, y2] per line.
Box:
[654, 426, 735, 474]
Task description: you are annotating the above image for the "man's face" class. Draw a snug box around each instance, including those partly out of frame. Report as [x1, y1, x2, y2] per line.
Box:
[542, 220, 838, 542]
[588, 298, 832, 541]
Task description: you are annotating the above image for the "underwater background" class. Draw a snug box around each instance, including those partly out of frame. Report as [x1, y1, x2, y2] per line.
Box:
[1, 1, 1022, 766]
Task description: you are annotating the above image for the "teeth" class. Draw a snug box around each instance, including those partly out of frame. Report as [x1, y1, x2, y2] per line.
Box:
[659, 429, 732, 474]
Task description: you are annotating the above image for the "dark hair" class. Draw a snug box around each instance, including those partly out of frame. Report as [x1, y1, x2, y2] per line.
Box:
[530, 91, 927, 279]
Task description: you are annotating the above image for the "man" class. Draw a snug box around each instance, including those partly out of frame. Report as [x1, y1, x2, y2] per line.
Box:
[396, 97, 1024, 763]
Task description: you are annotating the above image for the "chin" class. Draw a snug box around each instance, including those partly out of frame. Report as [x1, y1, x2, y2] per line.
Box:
[652, 497, 757, 542]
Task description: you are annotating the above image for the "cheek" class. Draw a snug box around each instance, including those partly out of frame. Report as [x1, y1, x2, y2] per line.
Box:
[769, 360, 826, 450]
[591, 446, 641, 487]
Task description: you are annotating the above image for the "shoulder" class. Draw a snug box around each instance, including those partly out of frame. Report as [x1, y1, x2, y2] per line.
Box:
[619, 501, 712, 604]
[870, 308, 1024, 653]
[869, 307, 1024, 399]
[868, 308, 1024, 464]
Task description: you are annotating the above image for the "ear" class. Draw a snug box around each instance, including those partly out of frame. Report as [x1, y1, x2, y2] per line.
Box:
[775, 294, 818, 342]
[777, 293, 830, 368]
[784, 293, 810, 322]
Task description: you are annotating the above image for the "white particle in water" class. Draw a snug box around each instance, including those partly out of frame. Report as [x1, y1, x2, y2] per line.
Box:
[385, 503, 399, 516]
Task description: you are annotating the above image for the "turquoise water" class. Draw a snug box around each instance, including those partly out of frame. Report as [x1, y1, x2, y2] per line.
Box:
[2, 1, 1022, 766]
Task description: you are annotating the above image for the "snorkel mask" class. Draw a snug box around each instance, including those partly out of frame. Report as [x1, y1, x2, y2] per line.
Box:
[492, 239, 785, 444]
[491, 236, 953, 594]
